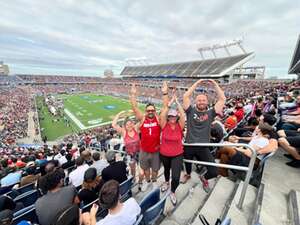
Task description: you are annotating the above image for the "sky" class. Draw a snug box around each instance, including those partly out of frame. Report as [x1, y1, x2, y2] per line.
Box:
[0, 0, 299, 78]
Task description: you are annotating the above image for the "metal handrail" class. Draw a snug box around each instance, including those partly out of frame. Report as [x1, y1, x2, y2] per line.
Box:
[90, 143, 257, 209]
[182, 142, 257, 210]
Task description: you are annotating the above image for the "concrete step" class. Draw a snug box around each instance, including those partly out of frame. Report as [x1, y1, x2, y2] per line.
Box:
[288, 190, 300, 225]
[133, 168, 166, 202]
[191, 177, 236, 225]
[226, 181, 257, 225]
[163, 172, 199, 216]
[259, 149, 300, 225]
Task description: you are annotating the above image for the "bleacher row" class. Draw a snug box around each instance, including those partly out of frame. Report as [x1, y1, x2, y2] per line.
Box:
[120, 53, 253, 77]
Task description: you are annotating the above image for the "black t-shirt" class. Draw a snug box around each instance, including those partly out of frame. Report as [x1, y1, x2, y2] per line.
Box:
[78, 182, 103, 205]
[61, 160, 75, 170]
[185, 106, 216, 143]
[101, 161, 127, 184]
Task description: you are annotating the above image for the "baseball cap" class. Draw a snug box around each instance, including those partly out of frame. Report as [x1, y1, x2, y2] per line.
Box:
[106, 151, 116, 162]
[168, 109, 178, 117]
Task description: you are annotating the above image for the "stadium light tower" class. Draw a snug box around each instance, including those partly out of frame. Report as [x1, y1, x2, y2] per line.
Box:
[125, 57, 149, 66]
[197, 38, 246, 59]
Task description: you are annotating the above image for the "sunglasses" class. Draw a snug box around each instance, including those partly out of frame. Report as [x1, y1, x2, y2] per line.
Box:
[146, 109, 155, 113]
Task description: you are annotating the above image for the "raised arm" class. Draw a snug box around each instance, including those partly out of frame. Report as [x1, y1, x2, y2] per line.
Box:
[175, 96, 186, 130]
[160, 93, 175, 129]
[129, 84, 144, 121]
[208, 79, 226, 115]
[112, 111, 126, 135]
[162, 81, 169, 108]
[183, 79, 202, 110]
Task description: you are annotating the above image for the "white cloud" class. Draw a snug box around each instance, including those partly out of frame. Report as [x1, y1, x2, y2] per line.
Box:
[0, 0, 299, 76]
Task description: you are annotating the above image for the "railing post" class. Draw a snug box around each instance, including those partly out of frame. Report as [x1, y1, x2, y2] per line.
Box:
[237, 145, 257, 209]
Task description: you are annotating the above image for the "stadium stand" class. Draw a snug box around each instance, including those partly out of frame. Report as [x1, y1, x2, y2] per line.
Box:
[120, 53, 254, 79]
[1, 42, 300, 225]
[289, 35, 300, 76]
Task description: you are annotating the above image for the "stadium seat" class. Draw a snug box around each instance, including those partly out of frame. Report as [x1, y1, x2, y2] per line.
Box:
[51, 204, 79, 225]
[14, 190, 40, 207]
[81, 199, 108, 218]
[12, 206, 38, 225]
[233, 151, 276, 187]
[220, 217, 231, 225]
[250, 151, 276, 186]
[139, 188, 169, 225]
[15, 182, 36, 195]
[0, 183, 16, 195]
[119, 176, 133, 202]
[75, 185, 82, 192]
[4, 183, 34, 199]
[133, 215, 143, 225]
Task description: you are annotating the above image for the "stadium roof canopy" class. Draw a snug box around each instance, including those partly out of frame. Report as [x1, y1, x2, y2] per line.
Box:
[120, 52, 255, 78]
[289, 35, 300, 75]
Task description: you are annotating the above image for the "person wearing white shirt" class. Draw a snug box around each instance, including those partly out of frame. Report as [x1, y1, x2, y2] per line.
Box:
[91, 152, 108, 175]
[84, 180, 141, 225]
[69, 156, 89, 187]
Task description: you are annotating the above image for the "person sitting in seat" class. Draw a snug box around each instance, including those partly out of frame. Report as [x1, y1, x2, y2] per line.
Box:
[91, 152, 108, 175]
[19, 162, 39, 187]
[278, 129, 300, 168]
[35, 169, 79, 225]
[69, 156, 89, 187]
[78, 168, 104, 206]
[0, 166, 22, 187]
[101, 151, 127, 184]
[217, 122, 276, 176]
[85, 180, 141, 225]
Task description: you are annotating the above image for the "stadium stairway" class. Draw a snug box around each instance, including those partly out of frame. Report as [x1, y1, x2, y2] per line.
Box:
[257, 149, 300, 225]
[130, 165, 259, 225]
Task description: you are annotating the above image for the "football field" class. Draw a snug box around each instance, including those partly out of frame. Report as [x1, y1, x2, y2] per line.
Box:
[37, 93, 144, 141]
[62, 93, 142, 130]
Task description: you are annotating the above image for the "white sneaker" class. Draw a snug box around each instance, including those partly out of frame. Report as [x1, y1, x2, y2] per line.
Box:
[170, 192, 177, 206]
[141, 181, 151, 192]
[161, 182, 169, 192]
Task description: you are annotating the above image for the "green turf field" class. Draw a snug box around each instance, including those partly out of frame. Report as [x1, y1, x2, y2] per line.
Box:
[37, 93, 144, 141]
[37, 96, 74, 141]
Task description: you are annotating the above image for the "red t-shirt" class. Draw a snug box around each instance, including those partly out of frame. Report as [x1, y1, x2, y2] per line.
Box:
[225, 116, 237, 130]
[160, 123, 183, 157]
[234, 108, 244, 123]
[140, 117, 160, 153]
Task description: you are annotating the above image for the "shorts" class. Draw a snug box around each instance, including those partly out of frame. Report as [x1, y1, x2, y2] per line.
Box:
[286, 136, 300, 148]
[139, 151, 160, 171]
[127, 152, 139, 163]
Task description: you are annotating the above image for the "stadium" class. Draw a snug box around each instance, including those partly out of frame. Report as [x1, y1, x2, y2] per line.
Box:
[0, 2, 300, 225]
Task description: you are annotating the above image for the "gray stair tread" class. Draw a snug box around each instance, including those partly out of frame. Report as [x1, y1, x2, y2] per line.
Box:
[260, 150, 300, 225]
[134, 169, 166, 202]
[169, 184, 207, 224]
[192, 177, 235, 225]
[163, 172, 199, 214]
[159, 220, 180, 225]
[226, 181, 257, 225]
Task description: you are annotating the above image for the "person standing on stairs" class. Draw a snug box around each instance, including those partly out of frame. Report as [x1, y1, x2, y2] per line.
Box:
[159, 82, 185, 205]
[130, 83, 161, 192]
[181, 79, 226, 192]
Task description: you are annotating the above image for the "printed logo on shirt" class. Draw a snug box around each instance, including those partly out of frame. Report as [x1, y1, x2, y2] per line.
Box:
[193, 113, 208, 122]
[143, 122, 158, 128]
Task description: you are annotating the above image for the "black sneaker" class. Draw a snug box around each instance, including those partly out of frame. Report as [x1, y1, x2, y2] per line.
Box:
[286, 159, 300, 168]
[284, 154, 294, 160]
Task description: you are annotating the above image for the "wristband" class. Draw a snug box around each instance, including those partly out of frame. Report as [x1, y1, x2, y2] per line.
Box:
[163, 93, 168, 95]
